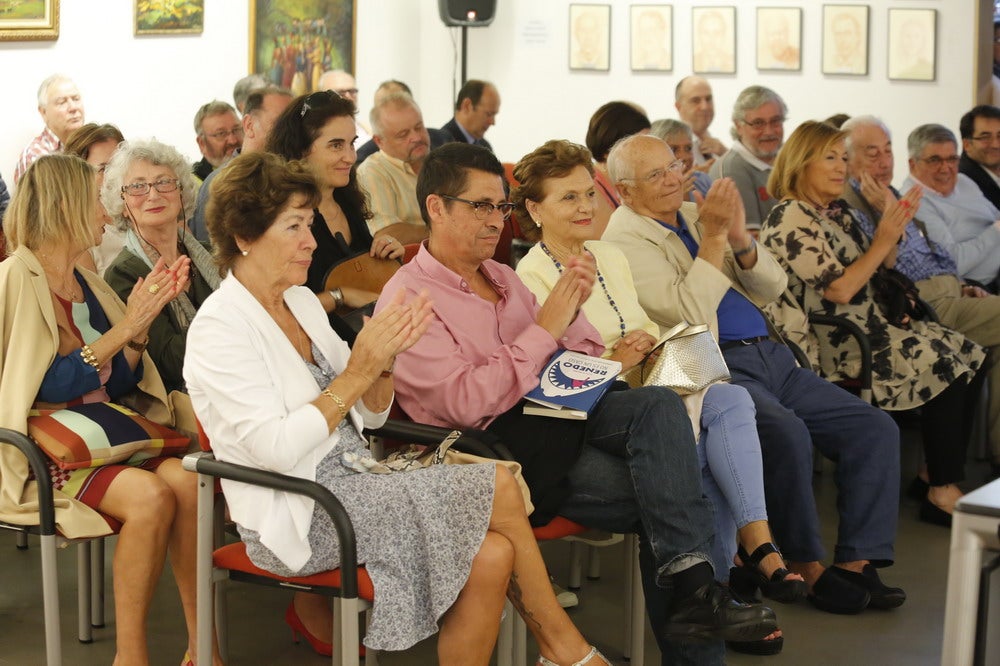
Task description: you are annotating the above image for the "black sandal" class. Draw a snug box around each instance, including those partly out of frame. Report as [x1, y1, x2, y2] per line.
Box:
[729, 543, 808, 604]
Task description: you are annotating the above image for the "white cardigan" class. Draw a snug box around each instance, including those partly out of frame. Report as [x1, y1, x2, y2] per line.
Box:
[184, 274, 390, 572]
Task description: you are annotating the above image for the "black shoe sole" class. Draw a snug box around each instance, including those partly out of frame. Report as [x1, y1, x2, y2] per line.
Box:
[663, 616, 779, 643]
[728, 635, 784, 656]
[808, 590, 870, 615]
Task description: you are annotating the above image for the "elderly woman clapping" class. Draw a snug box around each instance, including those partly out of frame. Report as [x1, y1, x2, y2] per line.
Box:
[101, 139, 219, 392]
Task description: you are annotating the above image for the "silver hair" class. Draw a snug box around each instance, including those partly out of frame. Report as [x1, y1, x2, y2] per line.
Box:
[841, 115, 893, 155]
[101, 138, 198, 231]
[369, 91, 419, 137]
[233, 74, 267, 112]
[650, 118, 693, 142]
[606, 133, 666, 183]
[729, 86, 788, 141]
[36, 73, 73, 107]
[907, 123, 956, 160]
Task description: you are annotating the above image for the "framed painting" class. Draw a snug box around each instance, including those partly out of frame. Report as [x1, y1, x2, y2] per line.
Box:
[822, 5, 869, 76]
[692, 6, 736, 75]
[888, 8, 936, 81]
[756, 7, 801, 71]
[0, 0, 59, 41]
[569, 4, 611, 71]
[630, 5, 672, 72]
[135, 0, 203, 35]
[250, 0, 356, 96]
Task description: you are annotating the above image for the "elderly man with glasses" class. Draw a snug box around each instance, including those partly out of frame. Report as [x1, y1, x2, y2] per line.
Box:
[191, 100, 243, 181]
[903, 123, 1000, 291]
[709, 86, 787, 232]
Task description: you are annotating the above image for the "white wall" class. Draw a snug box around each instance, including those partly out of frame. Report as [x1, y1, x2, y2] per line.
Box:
[0, 0, 982, 189]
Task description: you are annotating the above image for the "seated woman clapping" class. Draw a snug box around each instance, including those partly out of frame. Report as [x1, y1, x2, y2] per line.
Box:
[760, 120, 985, 526]
[182, 150, 613, 665]
[0, 154, 220, 666]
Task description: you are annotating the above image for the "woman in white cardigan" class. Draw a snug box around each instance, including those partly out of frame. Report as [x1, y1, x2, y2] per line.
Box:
[183, 151, 610, 666]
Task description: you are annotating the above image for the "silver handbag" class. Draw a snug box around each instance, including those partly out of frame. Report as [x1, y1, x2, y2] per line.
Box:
[640, 322, 731, 395]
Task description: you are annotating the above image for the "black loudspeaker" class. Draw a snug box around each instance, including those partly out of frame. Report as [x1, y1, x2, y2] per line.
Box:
[438, 0, 496, 27]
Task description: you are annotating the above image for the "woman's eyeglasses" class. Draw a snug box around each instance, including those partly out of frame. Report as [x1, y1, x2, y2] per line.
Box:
[122, 178, 180, 197]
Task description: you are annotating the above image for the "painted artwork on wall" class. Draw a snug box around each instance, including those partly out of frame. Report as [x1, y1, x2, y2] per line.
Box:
[0, 0, 59, 41]
[888, 8, 936, 82]
[692, 6, 736, 75]
[756, 7, 801, 71]
[569, 4, 611, 71]
[250, 0, 355, 96]
[135, 0, 204, 35]
[822, 5, 869, 76]
[630, 5, 672, 72]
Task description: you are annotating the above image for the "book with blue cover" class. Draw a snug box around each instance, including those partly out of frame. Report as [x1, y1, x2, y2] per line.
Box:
[523, 350, 622, 419]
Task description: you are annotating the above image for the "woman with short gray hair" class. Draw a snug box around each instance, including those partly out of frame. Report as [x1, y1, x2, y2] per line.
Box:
[102, 139, 218, 392]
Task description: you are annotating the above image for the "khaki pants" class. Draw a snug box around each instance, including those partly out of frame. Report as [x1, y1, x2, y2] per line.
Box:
[918, 274, 1000, 462]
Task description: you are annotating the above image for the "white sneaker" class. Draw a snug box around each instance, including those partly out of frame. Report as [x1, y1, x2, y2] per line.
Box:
[552, 582, 579, 608]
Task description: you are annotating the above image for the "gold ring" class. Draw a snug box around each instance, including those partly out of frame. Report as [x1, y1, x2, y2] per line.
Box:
[148, 283, 160, 295]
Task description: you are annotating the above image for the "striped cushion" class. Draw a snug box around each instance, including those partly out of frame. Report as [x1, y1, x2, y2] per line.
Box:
[28, 402, 190, 470]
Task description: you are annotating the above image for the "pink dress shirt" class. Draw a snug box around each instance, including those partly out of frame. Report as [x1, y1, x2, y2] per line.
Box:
[14, 127, 61, 184]
[377, 244, 604, 429]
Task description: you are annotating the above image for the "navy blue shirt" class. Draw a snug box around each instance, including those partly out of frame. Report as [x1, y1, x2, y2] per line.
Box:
[663, 214, 769, 343]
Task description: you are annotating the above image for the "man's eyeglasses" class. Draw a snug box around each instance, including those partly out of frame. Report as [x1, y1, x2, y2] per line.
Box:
[122, 178, 180, 197]
[971, 133, 1000, 145]
[439, 194, 515, 220]
[917, 155, 959, 167]
[300, 89, 342, 118]
[741, 116, 785, 131]
[623, 160, 686, 185]
[204, 127, 243, 141]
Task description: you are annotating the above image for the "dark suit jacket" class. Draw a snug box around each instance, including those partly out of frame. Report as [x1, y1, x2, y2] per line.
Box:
[440, 117, 493, 153]
[355, 128, 453, 166]
[192, 157, 214, 181]
[960, 153, 1000, 211]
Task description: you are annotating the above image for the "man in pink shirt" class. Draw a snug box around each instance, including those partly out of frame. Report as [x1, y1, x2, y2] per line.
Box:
[377, 142, 776, 665]
[14, 74, 85, 184]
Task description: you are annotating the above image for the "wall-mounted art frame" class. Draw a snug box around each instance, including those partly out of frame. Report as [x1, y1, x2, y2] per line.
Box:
[135, 0, 204, 35]
[570, 4, 611, 71]
[692, 6, 736, 74]
[822, 5, 869, 75]
[0, 0, 59, 41]
[250, 0, 356, 96]
[756, 7, 801, 71]
[630, 5, 672, 72]
[888, 8, 936, 81]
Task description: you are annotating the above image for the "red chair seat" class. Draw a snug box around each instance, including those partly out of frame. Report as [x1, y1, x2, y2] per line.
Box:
[213, 542, 375, 601]
[531, 516, 589, 541]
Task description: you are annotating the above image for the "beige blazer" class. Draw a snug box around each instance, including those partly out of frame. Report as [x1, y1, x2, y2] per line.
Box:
[0, 247, 190, 538]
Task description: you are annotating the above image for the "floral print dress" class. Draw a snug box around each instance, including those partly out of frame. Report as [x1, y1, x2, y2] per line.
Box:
[761, 199, 984, 410]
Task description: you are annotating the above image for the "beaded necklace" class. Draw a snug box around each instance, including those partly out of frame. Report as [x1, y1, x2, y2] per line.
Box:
[539, 242, 626, 340]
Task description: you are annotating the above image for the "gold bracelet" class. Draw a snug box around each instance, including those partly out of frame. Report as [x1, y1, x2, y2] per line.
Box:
[79, 344, 100, 369]
[320, 388, 348, 421]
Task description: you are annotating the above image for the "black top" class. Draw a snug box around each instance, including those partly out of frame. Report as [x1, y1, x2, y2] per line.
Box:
[305, 201, 374, 293]
[959, 152, 1000, 211]
[192, 157, 214, 182]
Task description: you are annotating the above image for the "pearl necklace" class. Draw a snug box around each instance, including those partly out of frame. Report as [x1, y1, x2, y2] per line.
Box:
[539, 242, 626, 340]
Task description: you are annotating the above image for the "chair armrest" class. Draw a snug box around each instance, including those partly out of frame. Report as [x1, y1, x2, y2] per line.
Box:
[181, 451, 359, 599]
[807, 313, 873, 393]
[0, 428, 55, 536]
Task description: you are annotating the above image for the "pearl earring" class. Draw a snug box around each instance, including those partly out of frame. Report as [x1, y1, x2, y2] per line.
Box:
[533, 217, 542, 228]
[241, 250, 248, 257]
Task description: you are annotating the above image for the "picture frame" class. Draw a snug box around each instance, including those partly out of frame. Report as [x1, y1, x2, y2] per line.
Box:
[135, 0, 203, 36]
[569, 4, 611, 71]
[249, 0, 356, 95]
[822, 5, 869, 76]
[0, 0, 59, 41]
[630, 5, 672, 72]
[888, 8, 936, 81]
[756, 7, 801, 71]
[692, 6, 736, 75]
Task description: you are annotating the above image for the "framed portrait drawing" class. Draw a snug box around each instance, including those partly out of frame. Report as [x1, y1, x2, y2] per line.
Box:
[692, 7, 736, 75]
[756, 7, 801, 71]
[135, 0, 204, 35]
[569, 4, 611, 71]
[630, 5, 672, 72]
[888, 8, 936, 81]
[250, 0, 356, 96]
[0, 0, 59, 41]
[822, 5, 869, 76]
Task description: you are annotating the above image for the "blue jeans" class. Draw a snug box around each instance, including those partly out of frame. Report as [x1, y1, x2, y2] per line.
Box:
[723, 340, 900, 565]
[558, 386, 725, 666]
[698, 383, 769, 578]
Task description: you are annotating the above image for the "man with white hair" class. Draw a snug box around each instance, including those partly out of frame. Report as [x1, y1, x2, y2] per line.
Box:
[317, 69, 371, 146]
[709, 86, 787, 231]
[14, 74, 85, 183]
[843, 115, 1000, 470]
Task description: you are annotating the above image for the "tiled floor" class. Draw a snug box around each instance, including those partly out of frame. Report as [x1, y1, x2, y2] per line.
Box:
[0, 428, 991, 665]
